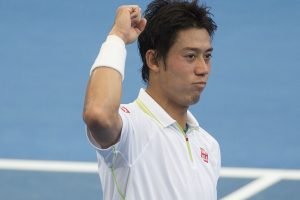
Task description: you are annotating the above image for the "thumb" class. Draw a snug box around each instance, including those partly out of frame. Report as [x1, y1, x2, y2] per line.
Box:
[136, 18, 147, 34]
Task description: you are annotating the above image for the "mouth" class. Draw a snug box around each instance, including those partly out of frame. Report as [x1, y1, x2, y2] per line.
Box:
[193, 82, 206, 88]
[192, 82, 207, 92]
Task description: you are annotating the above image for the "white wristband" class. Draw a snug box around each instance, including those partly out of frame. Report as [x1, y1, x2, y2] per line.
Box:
[90, 35, 126, 80]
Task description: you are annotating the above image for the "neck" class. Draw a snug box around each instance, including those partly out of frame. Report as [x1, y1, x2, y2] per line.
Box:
[145, 87, 188, 130]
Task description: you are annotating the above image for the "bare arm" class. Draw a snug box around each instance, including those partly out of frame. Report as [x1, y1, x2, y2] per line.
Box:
[83, 5, 146, 148]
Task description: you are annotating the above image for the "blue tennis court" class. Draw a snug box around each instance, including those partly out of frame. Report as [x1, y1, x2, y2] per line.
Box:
[1, 0, 299, 199]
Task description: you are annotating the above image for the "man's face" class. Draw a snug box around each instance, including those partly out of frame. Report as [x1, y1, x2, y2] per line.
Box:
[157, 28, 213, 108]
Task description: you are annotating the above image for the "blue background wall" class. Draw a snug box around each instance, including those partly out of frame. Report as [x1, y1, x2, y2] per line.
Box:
[1, 0, 299, 169]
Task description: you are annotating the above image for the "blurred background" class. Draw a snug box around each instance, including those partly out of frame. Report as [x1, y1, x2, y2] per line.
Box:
[1, 0, 299, 199]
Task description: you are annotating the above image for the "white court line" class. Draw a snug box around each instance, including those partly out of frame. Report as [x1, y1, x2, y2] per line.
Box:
[220, 167, 300, 200]
[1, 159, 300, 179]
[220, 175, 282, 200]
[220, 167, 300, 180]
[0, 159, 97, 173]
[1, 158, 300, 200]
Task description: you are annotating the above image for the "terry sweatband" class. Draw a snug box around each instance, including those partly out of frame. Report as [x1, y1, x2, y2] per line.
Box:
[90, 35, 126, 80]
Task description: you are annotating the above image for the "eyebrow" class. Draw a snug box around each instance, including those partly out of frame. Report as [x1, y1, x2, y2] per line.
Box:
[182, 47, 213, 53]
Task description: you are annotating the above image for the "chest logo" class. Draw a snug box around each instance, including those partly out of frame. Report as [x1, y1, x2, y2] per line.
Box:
[120, 106, 130, 113]
[200, 148, 208, 163]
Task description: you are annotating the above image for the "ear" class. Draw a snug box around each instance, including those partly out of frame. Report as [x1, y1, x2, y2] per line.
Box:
[145, 49, 160, 72]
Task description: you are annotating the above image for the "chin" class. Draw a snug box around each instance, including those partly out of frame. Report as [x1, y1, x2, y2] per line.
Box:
[189, 94, 201, 105]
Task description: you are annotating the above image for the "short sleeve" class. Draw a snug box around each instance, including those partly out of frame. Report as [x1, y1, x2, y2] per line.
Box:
[86, 108, 132, 166]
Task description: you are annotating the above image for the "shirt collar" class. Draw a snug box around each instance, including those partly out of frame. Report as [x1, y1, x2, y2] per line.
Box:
[186, 110, 200, 130]
[136, 88, 200, 129]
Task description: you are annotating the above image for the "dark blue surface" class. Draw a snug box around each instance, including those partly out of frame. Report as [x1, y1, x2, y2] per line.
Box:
[250, 180, 300, 200]
[0, 170, 101, 200]
[218, 178, 254, 198]
[217, 177, 254, 198]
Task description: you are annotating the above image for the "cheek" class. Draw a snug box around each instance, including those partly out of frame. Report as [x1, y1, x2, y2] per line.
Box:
[173, 67, 193, 84]
[167, 58, 191, 77]
[167, 70, 191, 93]
[163, 56, 194, 86]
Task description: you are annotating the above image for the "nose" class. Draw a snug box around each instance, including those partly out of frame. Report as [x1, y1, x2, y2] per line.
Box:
[194, 56, 210, 76]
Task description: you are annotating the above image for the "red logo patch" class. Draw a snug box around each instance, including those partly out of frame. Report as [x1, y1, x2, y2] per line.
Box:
[120, 106, 130, 113]
[200, 148, 208, 163]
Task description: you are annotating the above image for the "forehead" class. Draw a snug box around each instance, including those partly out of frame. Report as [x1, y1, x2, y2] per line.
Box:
[172, 28, 212, 51]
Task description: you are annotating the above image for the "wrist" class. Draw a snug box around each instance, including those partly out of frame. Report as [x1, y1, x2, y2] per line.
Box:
[109, 29, 127, 44]
[90, 35, 127, 80]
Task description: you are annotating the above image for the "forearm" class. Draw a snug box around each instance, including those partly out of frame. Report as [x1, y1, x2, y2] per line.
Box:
[86, 67, 122, 116]
[83, 66, 122, 147]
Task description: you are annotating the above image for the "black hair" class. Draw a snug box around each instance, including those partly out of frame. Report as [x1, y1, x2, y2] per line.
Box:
[138, 0, 217, 83]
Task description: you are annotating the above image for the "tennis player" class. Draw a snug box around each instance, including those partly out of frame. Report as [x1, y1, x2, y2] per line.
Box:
[83, 0, 221, 199]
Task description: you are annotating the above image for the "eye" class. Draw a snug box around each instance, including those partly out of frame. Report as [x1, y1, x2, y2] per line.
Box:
[185, 54, 196, 62]
[204, 53, 212, 62]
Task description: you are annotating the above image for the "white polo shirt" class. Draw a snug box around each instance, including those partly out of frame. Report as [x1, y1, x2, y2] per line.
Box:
[87, 88, 221, 200]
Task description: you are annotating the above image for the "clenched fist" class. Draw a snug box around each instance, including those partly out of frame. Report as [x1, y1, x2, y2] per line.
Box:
[109, 5, 147, 44]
